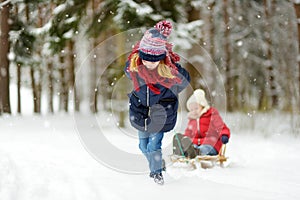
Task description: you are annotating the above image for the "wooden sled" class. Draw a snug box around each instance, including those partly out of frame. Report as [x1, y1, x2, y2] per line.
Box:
[169, 144, 228, 169]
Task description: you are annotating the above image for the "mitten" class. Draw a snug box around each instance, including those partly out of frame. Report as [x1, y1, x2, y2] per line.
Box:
[221, 135, 229, 144]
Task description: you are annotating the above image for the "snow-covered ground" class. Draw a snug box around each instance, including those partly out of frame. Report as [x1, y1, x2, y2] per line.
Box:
[1, 112, 300, 200]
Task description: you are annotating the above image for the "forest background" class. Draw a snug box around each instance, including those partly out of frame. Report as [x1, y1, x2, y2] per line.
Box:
[0, 0, 299, 134]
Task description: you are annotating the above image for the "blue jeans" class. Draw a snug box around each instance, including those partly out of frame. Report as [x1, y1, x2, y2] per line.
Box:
[138, 131, 164, 174]
[194, 144, 218, 156]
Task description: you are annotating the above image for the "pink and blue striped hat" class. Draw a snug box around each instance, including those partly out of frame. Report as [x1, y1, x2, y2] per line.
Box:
[138, 20, 172, 62]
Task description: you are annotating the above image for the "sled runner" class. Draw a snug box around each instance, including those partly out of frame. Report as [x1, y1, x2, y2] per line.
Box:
[170, 135, 228, 169]
[170, 143, 228, 169]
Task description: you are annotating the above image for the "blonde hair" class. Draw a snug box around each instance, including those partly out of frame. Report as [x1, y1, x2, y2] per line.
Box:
[129, 53, 175, 79]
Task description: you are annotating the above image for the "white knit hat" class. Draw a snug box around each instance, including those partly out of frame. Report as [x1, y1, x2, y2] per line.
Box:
[186, 89, 210, 111]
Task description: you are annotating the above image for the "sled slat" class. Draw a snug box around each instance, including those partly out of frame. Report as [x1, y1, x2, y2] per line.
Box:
[169, 145, 228, 168]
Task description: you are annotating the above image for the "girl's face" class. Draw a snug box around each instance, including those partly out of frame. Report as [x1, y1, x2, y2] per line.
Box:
[189, 102, 203, 113]
[142, 60, 160, 70]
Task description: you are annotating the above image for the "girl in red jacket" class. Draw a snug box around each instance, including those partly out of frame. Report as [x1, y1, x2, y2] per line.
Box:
[173, 89, 230, 158]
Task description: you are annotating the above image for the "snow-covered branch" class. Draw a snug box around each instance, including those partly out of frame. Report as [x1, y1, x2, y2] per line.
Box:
[0, 0, 11, 7]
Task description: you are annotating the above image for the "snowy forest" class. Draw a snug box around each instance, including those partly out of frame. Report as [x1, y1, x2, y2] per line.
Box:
[1, 0, 300, 128]
[1, 0, 300, 198]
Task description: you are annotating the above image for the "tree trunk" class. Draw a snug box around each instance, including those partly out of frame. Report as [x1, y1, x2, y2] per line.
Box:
[186, 1, 202, 91]
[208, 2, 215, 62]
[47, 1, 55, 114]
[13, 4, 21, 114]
[223, 0, 233, 112]
[17, 63, 21, 114]
[89, 39, 99, 113]
[36, 68, 42, 113]
[30, 67, 38, 113]
[24, 4, 38, 114]
[0, 1, 11, 114]
[264, 0, 278, 108]
[35, 4, 44, 114]
[231, 0, 240, 111]
[116, 30, 127, 128]
[59, 55, 68, 112]
[67, 40, 79, 112]
[90, 0, 99, 113]
[258, 86, 267, 111]
[47, 62, 54, 113]
[294, 1, 300, 109]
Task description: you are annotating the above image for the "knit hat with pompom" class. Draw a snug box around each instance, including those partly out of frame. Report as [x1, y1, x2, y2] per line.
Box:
[186, 89, 210, 111]
[138, 20, 172, 62]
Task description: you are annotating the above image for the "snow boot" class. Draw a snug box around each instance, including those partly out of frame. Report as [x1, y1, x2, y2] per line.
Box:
[153, 173, 164, 185]
[172, 133, 185, 156]
[181, 136, 197, 159]
[149, 172, 155, 178]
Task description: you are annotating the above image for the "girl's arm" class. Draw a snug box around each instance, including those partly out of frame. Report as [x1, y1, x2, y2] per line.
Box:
[174, 63, 190, 93]
[211, 108, 230, 138]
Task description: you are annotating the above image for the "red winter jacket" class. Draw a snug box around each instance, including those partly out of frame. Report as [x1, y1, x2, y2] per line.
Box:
[184, 107, 230, 153]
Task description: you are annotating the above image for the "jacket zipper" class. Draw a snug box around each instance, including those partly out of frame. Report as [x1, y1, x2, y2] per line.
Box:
[145, 86, 150, 131]
[197, 118, 200, 145]
[147, 86, 149, 107]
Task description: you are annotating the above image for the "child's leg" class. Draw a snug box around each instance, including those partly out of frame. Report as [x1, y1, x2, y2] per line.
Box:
[138, 131, 150, 163]
[172, 133, 185, 156]
[181, 136, 197, 158]
[138, 131, 164, 174]
[147, 132, 164, 174]
[198, 145, 218, 156]
[172, 133, 197, 158]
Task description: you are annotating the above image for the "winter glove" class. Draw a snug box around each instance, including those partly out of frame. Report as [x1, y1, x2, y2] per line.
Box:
[221, 135, 229, 144]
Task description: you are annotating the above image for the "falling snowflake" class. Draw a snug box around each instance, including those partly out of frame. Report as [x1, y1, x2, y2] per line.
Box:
[237, 40, 243, 47]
